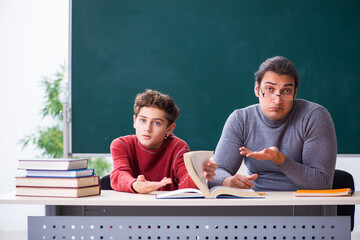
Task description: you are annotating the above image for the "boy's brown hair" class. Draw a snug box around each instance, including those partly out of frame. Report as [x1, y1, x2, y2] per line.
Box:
[134, 89, 180, 125]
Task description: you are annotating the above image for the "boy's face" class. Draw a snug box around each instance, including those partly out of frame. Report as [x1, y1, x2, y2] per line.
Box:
[133, 107, 176, 149]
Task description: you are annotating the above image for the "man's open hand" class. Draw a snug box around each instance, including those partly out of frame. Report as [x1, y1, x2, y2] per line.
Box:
[240, 146, 286, 166]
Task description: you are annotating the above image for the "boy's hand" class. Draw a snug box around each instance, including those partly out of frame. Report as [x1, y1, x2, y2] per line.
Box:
[132, 175, 172, 194]
[203, 158, 218, 181]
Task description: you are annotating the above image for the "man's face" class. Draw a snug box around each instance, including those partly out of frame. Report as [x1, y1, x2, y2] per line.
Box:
[254, 71, 297, 120]
[133, 107, 175, 149]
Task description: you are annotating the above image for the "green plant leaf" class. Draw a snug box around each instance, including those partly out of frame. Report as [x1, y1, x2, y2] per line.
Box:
[19, 62, 112, 176]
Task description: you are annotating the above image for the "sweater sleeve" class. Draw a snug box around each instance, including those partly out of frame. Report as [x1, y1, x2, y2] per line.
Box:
[172, 147, 198, 189]
[110, 138, 137, 192]
[278, 107, 337, 189]
[209, 111, 245, 188]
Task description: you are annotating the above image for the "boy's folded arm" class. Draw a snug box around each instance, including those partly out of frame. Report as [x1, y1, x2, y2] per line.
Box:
[110, 168, 137, 192]
[110, 139, 138, 192]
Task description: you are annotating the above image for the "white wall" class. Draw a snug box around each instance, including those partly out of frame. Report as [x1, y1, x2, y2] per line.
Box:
[0, 0, 69, 231]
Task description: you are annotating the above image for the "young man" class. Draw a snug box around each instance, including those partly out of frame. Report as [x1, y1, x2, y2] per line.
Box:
[208, 56, 337, 191]
[110, 89, 217, 193]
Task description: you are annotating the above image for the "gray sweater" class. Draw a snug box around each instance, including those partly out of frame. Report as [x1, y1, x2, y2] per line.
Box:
[209, 99, 337, 191]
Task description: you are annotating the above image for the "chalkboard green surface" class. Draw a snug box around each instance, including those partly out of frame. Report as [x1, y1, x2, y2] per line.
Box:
[71, 0, 360, 154]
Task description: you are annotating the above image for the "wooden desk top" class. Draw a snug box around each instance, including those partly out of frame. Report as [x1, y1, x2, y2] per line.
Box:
[1, 190, 359, 206]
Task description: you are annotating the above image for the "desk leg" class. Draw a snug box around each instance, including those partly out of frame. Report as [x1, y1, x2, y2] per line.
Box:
[45, 205, 58, 216]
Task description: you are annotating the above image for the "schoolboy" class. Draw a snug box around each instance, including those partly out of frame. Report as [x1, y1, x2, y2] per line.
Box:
[110, 89, 217, 193]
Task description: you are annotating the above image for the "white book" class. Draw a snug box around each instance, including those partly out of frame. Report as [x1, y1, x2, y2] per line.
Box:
[156, 151, 264, 199]
[16, 185, 101, 198]
[16, 176, 100, 188]
[18, 158, 88, 170]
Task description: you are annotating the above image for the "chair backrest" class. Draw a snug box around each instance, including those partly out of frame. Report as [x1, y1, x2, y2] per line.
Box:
[332, 169, 355, 191]
[100, 174, 113, 190]
[332, 169, 355, 231]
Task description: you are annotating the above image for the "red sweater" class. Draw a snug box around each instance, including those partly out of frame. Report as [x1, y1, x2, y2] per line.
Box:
[110, 134, 197, 192]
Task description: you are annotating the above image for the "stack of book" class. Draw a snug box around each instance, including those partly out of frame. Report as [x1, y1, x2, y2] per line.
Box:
[16, 158, 101, 198]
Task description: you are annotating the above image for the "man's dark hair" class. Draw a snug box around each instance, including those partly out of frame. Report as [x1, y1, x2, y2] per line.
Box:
[134, 89, 179, 125]
[255, 56, 299, 90]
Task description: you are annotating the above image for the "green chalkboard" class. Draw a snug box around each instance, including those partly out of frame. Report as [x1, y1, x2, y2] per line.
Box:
[71, 0, 360, 155]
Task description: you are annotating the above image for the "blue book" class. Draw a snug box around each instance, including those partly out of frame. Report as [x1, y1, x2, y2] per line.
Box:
[25, 169, 95, 178]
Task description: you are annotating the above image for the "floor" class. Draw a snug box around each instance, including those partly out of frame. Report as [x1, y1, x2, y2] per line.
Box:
[0, 231, 27, 240]
[1, 231, 360, 240]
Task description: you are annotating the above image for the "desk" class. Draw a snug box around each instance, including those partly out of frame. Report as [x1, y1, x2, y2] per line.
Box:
[1, 190, 359, 239]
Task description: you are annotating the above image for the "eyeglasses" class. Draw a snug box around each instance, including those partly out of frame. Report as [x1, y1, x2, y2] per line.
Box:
[258, 84, 295, 102]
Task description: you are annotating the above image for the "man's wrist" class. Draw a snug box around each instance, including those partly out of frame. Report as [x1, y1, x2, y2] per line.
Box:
[275, 152, 286, 166]
[222, 176, 231, 187]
